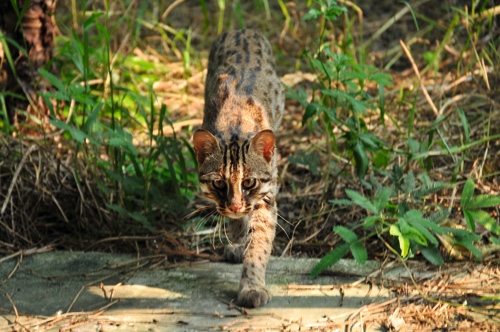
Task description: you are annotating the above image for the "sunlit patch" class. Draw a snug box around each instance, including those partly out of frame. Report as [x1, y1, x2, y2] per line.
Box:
[87, 285, 187, 299]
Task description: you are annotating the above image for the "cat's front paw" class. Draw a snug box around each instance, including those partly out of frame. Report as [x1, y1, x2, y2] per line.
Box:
[224, 244, 245, 263]
[238, 285, 271, 308]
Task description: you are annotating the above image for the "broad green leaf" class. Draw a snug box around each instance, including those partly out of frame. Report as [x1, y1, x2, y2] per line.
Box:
[461, 179, 475, 208]
[82, 102, 103, 133]
[408, 137, 420, 154]
[372, 150, 390, 168]
[310, 243, 350, 279]
[108, 137, 138, 156]
[362, 215, 380, 227]
[463, 209, 476, 232]
[353, 142, 369, 179]
[454, 237, 482, 259]
[374, 188, 391, 213]
[390, 224, 410, 258]
[49, 119, 86, 143]
[444, 227, 482, 259]
[418, 218, 447, 234]
[359, 133, 383, 151]
[39, 68, 67, 93]
[491, 236, 500, 245]
[302, 102, 318, 125]
[404, 209, 424, 222]
[334, 225, 357, 243]
[443, 227, 481, 241]
[350, 241, 368, 264]
[369, 73, 393, 87]
[467, 195, 500, 208]
[408, 221, 438, 245]
[405, 228, 428, 246]
[467, 209, 500, 235]
[302, 7, 322, 21]
[398, 217, 411, 234]
[345, 189, 378, 214]
[419, 245, 444, 266]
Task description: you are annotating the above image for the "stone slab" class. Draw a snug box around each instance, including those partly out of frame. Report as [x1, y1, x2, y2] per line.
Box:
[0, 252, 392, 331]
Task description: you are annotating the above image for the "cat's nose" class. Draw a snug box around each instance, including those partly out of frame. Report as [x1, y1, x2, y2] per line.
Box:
[229, 203, 242, 213]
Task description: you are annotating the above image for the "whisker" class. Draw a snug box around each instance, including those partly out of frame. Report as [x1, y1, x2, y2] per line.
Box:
[277, 212, 292, 240]
[184, 205, 215, 220]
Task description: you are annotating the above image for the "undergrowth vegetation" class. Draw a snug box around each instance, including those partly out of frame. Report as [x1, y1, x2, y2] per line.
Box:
[0, 0, 499, 276]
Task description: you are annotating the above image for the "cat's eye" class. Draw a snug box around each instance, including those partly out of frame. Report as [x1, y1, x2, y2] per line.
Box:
[242, 178, 257, 189]
[213, 179, 226, 190]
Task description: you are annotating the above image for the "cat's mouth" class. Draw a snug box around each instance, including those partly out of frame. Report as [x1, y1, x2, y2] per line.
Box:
[218, 207, 252, 219]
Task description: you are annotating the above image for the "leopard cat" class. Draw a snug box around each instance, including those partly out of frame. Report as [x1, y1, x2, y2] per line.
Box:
[192, 29, 284, 308]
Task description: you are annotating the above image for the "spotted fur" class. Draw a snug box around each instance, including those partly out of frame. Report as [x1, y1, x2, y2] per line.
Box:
[193, 29, 284, 308]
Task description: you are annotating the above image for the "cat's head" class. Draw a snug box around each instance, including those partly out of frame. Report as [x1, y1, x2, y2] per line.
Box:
[193, 129, 275, 219]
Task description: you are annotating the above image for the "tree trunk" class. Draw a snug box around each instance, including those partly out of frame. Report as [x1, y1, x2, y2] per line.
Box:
[0, 0, 55, 131]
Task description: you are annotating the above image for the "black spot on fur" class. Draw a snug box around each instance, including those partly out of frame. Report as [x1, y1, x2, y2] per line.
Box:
[235, 30, 242, 47]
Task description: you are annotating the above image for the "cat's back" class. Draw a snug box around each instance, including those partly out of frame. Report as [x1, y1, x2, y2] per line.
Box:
[203, 29, 284, 134]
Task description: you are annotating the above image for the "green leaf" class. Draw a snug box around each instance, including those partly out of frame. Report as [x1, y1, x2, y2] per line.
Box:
[302, 7, 322, 21]
[362, 215, 380, 227]
[82, 102, 103, 133]
[373, 188, 391, 212]
[491, 236, 500, 245]
[412, 183, 448, 199]
[390, 224, 410, 258]
[467, 195, 500, 208]
[419, 245, 444, 266]
[408, 137, 420, 154]
[427, 209, 450, 224]
[461, 179, 475, 208]
[372, 150, 390, 168]
[49, 119, 87, 144]
[466, 209, 500, 235]
[463, 209, 476, 232]
[401, 172, 415, 194]
[408, 220, 438, 245]
[345, 189, 378, 214]
[329, 199, 354, 206]
[353, 142, 369, 179]
[39, 68, 67, 93]
[454, 237, 482, 260]
[359, 133, 384, 151]
[302, 102, 318, 125]
[456, 108, 470, 145]
[405, 228, 427, 246]
[107, 204, 154, 232]
[369, 72, 393, 87]
[350, 241, 367, 264]
[391, 165, 404, 190]
[310, 243, 350, 279]
[334, 225, 357, 243]
[403, 209, 424, 222]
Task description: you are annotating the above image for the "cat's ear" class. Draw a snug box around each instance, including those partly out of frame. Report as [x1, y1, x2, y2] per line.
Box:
[193, 129, 219, 164]
[251, 130, 275, 163]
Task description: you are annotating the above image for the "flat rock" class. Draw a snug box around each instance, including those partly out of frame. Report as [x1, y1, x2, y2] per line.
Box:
[0, 252, 393, 331]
